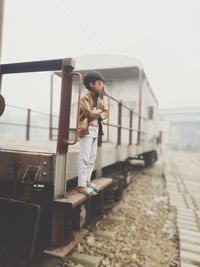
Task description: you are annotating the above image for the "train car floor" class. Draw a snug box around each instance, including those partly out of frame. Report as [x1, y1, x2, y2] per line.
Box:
[0, 139, 117, 154]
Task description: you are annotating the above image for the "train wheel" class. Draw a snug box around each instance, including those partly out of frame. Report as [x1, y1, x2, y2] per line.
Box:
[143, 151, 158, 167]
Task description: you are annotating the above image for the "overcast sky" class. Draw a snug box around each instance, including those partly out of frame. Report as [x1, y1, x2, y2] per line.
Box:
[1, 0, 200, 111]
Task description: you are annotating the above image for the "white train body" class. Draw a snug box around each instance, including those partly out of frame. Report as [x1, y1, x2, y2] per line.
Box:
[65, 55, 159, 177]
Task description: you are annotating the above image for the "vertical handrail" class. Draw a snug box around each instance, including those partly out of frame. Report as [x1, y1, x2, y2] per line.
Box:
[137, 69, 143, 145]
[64, 72, 82, 145]
[129, 110, 133, 145]
[106, 95, 110, 142]
[56, 64, 73, 154]
[117, 101, 122, 146]
[26, 108, 31, 140]
[49, 73, 54, 140]
[0, 0, 4, 62]
[99, 90, 110, 143]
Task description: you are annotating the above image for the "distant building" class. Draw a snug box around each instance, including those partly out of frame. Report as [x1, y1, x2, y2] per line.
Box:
[159, 107, 200, 151]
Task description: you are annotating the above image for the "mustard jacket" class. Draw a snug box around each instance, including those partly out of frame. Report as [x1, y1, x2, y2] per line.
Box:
[78, 91, 109, 138]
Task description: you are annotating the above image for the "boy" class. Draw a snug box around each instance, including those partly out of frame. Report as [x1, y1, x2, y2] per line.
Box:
[78, 71, 108, 195]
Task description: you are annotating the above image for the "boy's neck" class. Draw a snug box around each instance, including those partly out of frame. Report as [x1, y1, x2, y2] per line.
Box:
[89, 90, 99, 97]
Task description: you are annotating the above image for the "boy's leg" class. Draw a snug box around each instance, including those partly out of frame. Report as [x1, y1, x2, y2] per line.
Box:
[78, 136, 93, 187]
[86, 137, 98, 183]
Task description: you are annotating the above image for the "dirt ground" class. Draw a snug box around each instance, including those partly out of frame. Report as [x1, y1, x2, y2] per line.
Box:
[57, 160, 180, 267]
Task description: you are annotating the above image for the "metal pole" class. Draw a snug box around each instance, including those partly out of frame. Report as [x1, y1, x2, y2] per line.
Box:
[0, 0, 4, 61]
[137, 69, 143, 145]
[49, 73, 53, 140]
[0, 0, 5, 95]
[26, 108, 31, 140]
[56, 66, 73, 154]
[129, 110, 133, 145]
[106, 96, 110, 142]
[52, 63, 74, 246]
[117, 101, 122, 146]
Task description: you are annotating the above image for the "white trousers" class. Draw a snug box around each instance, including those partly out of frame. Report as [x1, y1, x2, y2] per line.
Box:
[78, 136, 98, 187]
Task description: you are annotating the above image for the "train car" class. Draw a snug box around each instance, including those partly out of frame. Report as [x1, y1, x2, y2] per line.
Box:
[0, 55, 159, 262]
[54, 54, 159, 168]
[78, 55, 159, 164]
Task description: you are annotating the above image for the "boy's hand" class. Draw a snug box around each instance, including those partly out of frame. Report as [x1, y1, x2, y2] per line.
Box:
[93, 109, 102, 119]
[102, 103, 108, 111]
[103, 105, 108, 111]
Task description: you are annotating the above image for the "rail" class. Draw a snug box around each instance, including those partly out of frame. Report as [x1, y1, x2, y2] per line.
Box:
[103, 87, 145, 146]
[0, 96, 146, 146]
[0, 104, 59, 140]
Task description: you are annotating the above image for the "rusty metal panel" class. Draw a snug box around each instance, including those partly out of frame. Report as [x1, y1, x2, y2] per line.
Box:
[0, 150, 55, 183]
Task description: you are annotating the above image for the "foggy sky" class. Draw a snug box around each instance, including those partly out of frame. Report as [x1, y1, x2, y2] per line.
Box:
[1, 0, 200, 111]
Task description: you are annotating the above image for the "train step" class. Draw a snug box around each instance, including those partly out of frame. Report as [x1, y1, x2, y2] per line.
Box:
[44, 177, 113, 258]
[44, 229, 88, 258]
[54, 177, 113, 208]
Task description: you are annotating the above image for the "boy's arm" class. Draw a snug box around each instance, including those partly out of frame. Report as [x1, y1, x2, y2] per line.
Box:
[80, 97, 102, 121]
[99, 100, 109, 120]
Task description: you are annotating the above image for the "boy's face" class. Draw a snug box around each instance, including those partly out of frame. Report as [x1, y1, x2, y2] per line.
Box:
[90, 80, 104, 94]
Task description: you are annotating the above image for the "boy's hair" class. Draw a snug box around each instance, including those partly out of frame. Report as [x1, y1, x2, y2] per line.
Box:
[83, 71, 104, 90]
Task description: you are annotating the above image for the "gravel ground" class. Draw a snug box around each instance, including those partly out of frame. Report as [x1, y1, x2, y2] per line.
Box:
[57, 160, 180, 267]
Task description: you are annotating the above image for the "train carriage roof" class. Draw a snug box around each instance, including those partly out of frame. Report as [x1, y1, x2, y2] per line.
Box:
[55, 54, 158, 104]
[73, 54, 142, 71]
[55, 54, 142, 79]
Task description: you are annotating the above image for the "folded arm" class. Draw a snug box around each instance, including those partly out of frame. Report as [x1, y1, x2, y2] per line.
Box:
[80, 97, 102, 121]
[99, 100, 109, 121]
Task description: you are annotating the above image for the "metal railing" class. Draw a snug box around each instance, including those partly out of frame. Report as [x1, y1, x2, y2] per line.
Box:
[103, 88, 145, 146]
[0, 104, 59, 140]
[0, 95, 146, 146]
